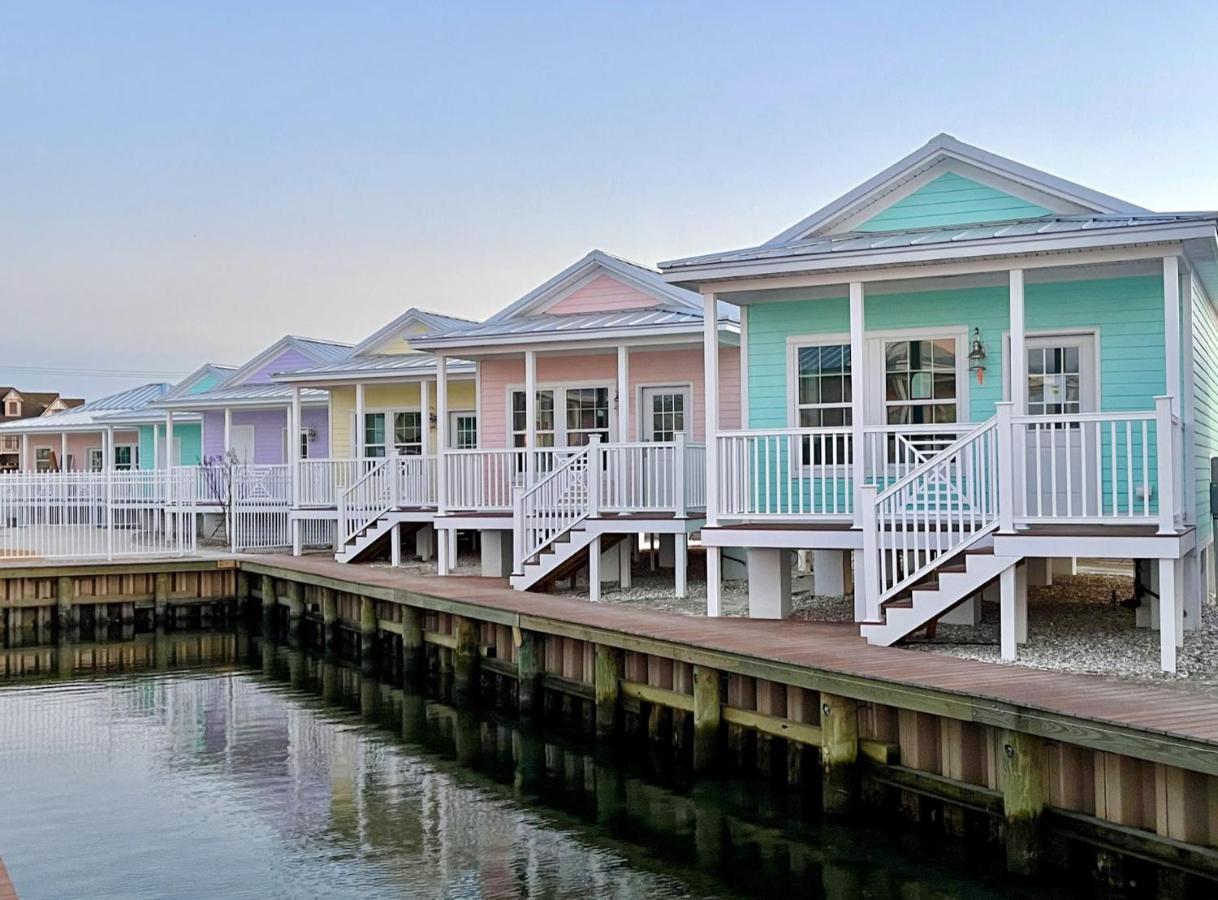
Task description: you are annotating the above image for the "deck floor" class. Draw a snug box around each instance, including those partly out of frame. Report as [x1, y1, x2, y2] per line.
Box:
[247, 554, 1218, 747]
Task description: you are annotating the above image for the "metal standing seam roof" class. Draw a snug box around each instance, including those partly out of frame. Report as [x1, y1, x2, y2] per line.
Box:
[659, 214, 1218, 272]
[0, 383, 173, 431]
[273, 353, 477, 380]
[154, 383, 331, 407]
[292, 337, 356, 362]
[413, 306, 738, 346]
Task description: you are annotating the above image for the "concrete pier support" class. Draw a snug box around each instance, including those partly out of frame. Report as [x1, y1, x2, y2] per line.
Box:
[451, 615, 479, 706]
[479, 529, 514, 578]
[594, 644, 622, 739]
[812, 549, 847, 597]
[401, 605, 425, 684]
[674, 534, 689, 598]
[516, 628, 541, 720]
[692, 665, 721, 773]
[820, 693, 858, 815]
[747, 548, 792, 619]
[1026, 557, 1052, 587]
[1001, 730, 1045, 875]
[1000, 563, 1028, 661]
[414, 523, 435, 562]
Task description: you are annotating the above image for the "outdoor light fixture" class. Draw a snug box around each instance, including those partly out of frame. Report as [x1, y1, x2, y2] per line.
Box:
[968, 327, 987, 384]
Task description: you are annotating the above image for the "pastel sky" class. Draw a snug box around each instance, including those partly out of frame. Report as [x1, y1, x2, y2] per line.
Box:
[4, 1, 1218, 398]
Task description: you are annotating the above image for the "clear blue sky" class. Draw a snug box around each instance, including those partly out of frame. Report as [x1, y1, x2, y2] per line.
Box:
[4, 1, 1217, 397]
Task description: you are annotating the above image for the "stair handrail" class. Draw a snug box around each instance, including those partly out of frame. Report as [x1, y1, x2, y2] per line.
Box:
[863, 416, 1002, 620]
[338, 455, 394, 546]
[512, 441, 594, 575]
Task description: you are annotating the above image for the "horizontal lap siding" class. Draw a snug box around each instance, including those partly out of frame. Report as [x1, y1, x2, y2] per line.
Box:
[201, 409, 303, 464]
[138, 423, 203, 467]
[748, 297, 849, 429]
[26, 431, 139, 471]
[329, 382, 476, 457]
[857, 172, 1051, 232]
[240, 348, 316, 386]
[546, 273, 657, 315]
[1192, 281, 1218, 546]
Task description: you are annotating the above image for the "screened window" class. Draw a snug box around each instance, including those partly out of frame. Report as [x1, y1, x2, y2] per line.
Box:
[394, 412, 423, 455]
[1027, 346, 1081, 417]
[452, 413, 478, 449]
[884, 339, 958, 425]
[565, 387, 610, 446]
[511, 390, 555, 448]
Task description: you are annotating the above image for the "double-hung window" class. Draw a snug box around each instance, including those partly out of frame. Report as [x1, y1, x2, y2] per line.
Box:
[511, 390, 555, 448]
[794, 342, 852, 465]
[364, 411, 425, 457]
[452, 413, 478, 449]
[884, 339, 958, 424]
[364, 413, 388, 458]
[564, 387, 610, 446]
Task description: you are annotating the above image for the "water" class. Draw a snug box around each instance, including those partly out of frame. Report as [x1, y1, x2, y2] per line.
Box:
[0, 632, 1086, 899]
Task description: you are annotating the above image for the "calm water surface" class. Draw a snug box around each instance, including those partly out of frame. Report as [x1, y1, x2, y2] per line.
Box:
[0, 632, 1083, 899]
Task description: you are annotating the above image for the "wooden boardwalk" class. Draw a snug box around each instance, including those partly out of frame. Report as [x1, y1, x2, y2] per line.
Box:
[244, 554, 1218, 759]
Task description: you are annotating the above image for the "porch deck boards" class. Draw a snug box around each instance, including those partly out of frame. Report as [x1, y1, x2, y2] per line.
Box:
[248, 554, 1218, 745]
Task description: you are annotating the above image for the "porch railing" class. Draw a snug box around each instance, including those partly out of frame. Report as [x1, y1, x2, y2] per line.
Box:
[597, 437, 706, 516]
[717, 428, 855, 519]
[512, 445, 592, 573]
[297, 458, 378, 507]
[338, 457, 393, 546]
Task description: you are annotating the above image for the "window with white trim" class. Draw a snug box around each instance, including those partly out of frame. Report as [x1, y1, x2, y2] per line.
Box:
[794, 342, 852, 465]
[4, 400, 18, 417]
[35, 447, 52, 472]
[114, 445, 136, 470]
[564, 387, 610, 446]
[884, 338, 958, 424]
[88, 448, 103, 471]
[363, 411, 424, 457]
[0, 436, 17, 452]
[451, 413, 477, 449]
[364, 412, 388, 457]
[511, 390, 555, 448]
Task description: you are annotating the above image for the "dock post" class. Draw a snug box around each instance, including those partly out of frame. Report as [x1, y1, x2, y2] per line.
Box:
[401, 604, 425, 685]
[285, 581, 304, 646]
[235, 570, 251, 614]
[820, 693, 859, 815]
[452, 615, 479, 706]
[594, 643, 622, 739]
[692, 665, 722, 773]
[359, 596, 377, 673]
[1001, 730, 1044, 875]
[516, 627, 542, 720]
[153, 572, 170, 629]
[56, 575, 76, 637]
[260, 575, 276, 637]
[320, 587, 338, 654]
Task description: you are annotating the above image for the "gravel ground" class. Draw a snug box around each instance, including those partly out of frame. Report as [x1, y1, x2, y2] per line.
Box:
[906, 570, 1218, 690]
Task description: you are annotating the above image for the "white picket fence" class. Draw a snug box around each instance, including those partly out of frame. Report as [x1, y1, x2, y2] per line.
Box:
[0, 470, 197, 561]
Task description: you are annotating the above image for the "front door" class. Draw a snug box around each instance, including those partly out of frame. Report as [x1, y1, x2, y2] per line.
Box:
[230, 425, 256, 465]
[636, 386, 692, 510]
[640, 386, 691, 442]
[1022, 333, 1097, 517]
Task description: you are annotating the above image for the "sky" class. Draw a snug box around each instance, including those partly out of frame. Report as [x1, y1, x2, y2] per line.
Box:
[3, 1, 1218, 398]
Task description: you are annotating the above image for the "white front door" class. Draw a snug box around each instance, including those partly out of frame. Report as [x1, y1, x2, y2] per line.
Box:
[639, 386, 692, 442]
[1022, 333, 1098, 517]
[230, 425, 256, 465]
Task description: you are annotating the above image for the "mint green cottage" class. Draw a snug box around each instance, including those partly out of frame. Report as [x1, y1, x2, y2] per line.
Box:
[99, 363, 235, 467]
[660, 134, 1218, 674]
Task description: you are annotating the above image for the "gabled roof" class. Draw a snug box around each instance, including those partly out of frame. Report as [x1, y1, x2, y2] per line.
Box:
[0, 389, 84, 420]
[486, 249, 704, 323]
[766, 133, 1149, 244]
[349, 307, 478, 357]
[220, 334, 354, 388]
[273, 352, 476, 384]
[160, 363, 238, 401]
[0, 383, 172, 432]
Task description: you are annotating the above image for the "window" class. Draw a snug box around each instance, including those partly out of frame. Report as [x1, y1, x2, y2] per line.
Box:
[299, 429, 310, 460]
[793, 343, 852, 465]
[4, 400, 18, 417]
[1027, 345, 1081, 417]
[452, 413, 478, 449]
[511, 390, 555, 448]
[884, 339, 958, 424]
[114, 446, 135, 470]
[88, 448, 103, 471]
[0, 436, 17, 452]
[646, 392, 687, 442]
[564, 387, 610, 446]
[364, 411, 424, 457]
[35, 447, 52, 472]
[393, 412, 423, 455]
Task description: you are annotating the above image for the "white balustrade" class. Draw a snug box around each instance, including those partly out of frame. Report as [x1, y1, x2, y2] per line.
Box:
[860, 424, 975, 488]
[338, 458, 393, 545]
[513, 445, 592, 573]
[716, 428, 855, 519]
[297, 458, 377, 507]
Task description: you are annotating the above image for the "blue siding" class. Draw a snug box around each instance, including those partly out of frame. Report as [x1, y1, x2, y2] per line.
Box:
[856, 172, 1052, 233]
[1192, 280, 1218, 546]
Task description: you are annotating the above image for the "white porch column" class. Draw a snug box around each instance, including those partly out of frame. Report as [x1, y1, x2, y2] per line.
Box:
[165, 411, 175, 468]
[1000, 563, 1027, 662]
[20, 434, 29, 471]
[436, 357, 448, 512]
[1159, 557, 1183, 673]
[104, 427, 114, 470]
[588, 534, 602, 601]
[354, 382, 366, 458]
[60, 432, 68, 472]
[616, 345, 630, 442]
[849, 282, 865, 525]
[524, 350, 537, 484]
[223, 407, 232, 459]
[153, 424, 160, 470]
[1009, 269, 1027, 415]
[1163, 256, 1181, 413]
[702, 291, 720, 526]
[290, 387, 302, 504]
[421, 378, 433, 454]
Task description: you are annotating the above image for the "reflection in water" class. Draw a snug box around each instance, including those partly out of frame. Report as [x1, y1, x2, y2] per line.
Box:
[0, 632, 1084, 899]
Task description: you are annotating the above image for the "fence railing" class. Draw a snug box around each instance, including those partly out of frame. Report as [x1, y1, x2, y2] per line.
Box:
[297, 458, 377, 507]
[0, 470, 196, 561]
[445, 447, 580, 511]
[338, 458, 393, 547]
[512, 445, 591, 573]
[717, 428, 855, 519]
[596, 437, 705, 516]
